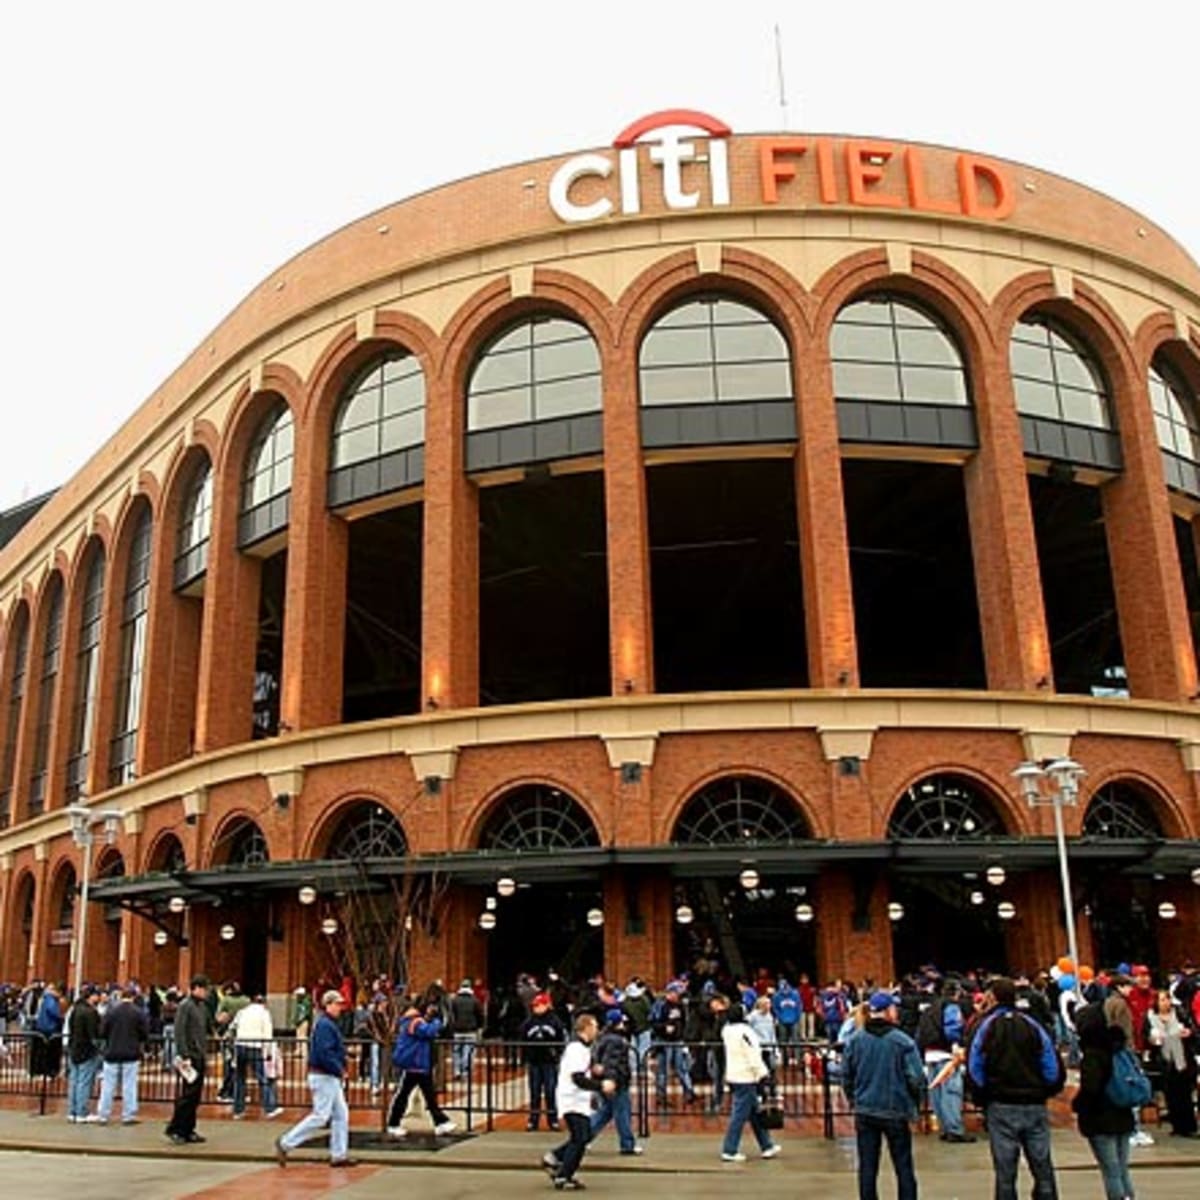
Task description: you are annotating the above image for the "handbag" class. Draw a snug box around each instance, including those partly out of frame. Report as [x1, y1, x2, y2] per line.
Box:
[758, 1099, 785, 1130]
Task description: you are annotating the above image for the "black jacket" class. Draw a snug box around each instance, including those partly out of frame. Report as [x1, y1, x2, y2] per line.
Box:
[520, 1011, 566, 1066]
[594, 1028, 632, 1091]
[67, 1002, 101, 1064]
[174, 995, 209, 1062]
[1071, 1003, 1135, 1137]
[101, 1001, 148, 1063]
[967, 1006, 1064, 1105]
[450, 991, 483, 1033]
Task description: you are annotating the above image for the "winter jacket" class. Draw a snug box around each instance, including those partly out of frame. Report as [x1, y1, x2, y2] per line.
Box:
[392, 1014, 443, 1073]
[593, 1028, 633, 1091]
[520, 1011, 566, 1066]
[309, 1012, 347, 1077]
[623, 991, 652, 1035]
[35, 991, 63, 1037]
[67, 1002, 101, 1064]
[101, 1000, 148, 1063]
[967, 1006, 1063, 1105]
[449, 991, 483, 1033]
[1071, 1002, 1136, 1138]
[650, 996, 686, 1042]
[723, 1020, 769, 1085]
[841, 1018, 925, 1121]
[173, 996, 209, 1062]
[772, 984, 801, 1028]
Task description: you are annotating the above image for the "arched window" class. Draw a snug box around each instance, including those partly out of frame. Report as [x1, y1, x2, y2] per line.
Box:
[175, 460, 213, 589]
[1010, 316, 1111, 430]
[1150, 357, 1200, 498]
[638, 296, 794, 448]
[238, 401, 293, 547]
[149, 833, 186, 875]
[1083, 782, 1164, 839]
[672, 776, 810, 845]
[888, 774, 1007, 839]
[221, 819, 270, 868]
[28, 578, 64, 815]
[325, 802, 408, 860]
[109, 508, 152, 787]
[97, 851, 126, 880]
[477, 785, 600, 852]
[67, 548, 105, 801]
[329, 352, 426, 506]
[466, 316, 602, 470]
[55, 865, 77, 929]
[0, 606, 30, 829]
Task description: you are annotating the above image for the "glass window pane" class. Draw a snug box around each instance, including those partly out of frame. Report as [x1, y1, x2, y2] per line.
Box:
[1155, 415, 1177, 451]
[488, 325, 530, 355]
[533, 318, 587, 346]
[272, 457, 294, 493]
[336, 424, 379, 466]
[1010, 339, 1054, 381]
[382, 409, 425, 452]
[1014, 377, 1060, 420]
[711, 299, 762, 325]
[274, 415, 294, 458]
[469, 387, 531, 429]
[655, 301, 711, 329]
[336, 390, 379, 432]
[1059, 386, 1106, 429]
[897, 327, 962, 368]
[471, 348, 530, 393]
[1012, 320, 1050, 348]
[640, 327, 711, 368]
[901, 365, 968, 405]
[833, 361, 902, 402]
[535, 374, 602, 419]
[714, 322, 787, 362]
[382, 373, 425, 417]
[381, 356, 419, 385]
[535, 337, 601, 382]
[1053, 347, 1100, 391]
[831, 323, 895, 363]
[716, 362, 792, 402]
[890, 302, 937, 330]
[838, 299, 892, 325]
[640, 365, 716, 406]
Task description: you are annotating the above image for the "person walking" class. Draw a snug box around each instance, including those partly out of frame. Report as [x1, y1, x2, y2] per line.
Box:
[588, 1008, 644, 1156]
[231, 992, 283, 1120]
[65, 985, 103, 1123]
[520, 991, 565, 1131]
[719, 1002, 781, 1163]
[544, 1012, 612, 1191]
[449, 978, 484, 1080]
[967, 977, 1065, 1200]
[650, 983, 695, 1104]
[385, 1000, 457, 1138]
[1146, 988, 1198, 1138]
[1072, 1001, 1137, 1200]
[97, 987, 149, 1124]
[166, 974, 211, 1145]
[841, 991, 924, 1200]
[276, 990, 358, 1168]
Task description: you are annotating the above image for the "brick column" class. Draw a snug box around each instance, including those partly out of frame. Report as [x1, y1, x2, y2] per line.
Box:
[27, 854, 49, 983]
[965, 349, 1054, 690]
[1103, 372, 1197, 701]
[793, 344, 858, 686]
[602, 352, 654, 692]
[815, 869, 891, 983]
[422, 374, 478, 709]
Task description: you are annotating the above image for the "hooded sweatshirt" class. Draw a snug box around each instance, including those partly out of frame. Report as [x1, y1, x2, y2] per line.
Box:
[841, 1017, 925, 1120]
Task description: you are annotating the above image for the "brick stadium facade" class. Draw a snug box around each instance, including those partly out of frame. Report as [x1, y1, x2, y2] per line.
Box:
[1, 112, 1199, 1001]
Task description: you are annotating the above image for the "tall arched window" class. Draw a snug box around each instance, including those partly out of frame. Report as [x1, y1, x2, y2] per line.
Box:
[66, 548, 105, 801]
[1082, 782, 1164, 839]
[887, 774, 1007, 839]
[671, 775, 810, 845]
[477, 785, 600, 852]
[325, 801, 408, 860]
[109, 508, 152, 787]
[0, 607, 30, 829]
[220, 819, 270, 867]
[1150, 356, 1200, 497]
[638, 296, 794, 447]
[238, 401, 293, 547]
[28, 578, 63, 815]
[466, 316, 602, 470]
[175, 460, 212, 590]
[329, 352, 426, 506]
[831, 295, 975, 449]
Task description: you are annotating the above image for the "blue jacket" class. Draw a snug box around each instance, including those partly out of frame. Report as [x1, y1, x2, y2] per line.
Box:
[35, 991, 63, 1036]
[392, 1014, 443, 1073]
[772, 984, 801, 1027]
[309, 1012, 347, 1077]
[841, 1018, 925, 1120]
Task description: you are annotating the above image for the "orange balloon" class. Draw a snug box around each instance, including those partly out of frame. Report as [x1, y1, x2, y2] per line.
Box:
[1078, 965, 1094, 983]
[1057, 956, 1075, 974]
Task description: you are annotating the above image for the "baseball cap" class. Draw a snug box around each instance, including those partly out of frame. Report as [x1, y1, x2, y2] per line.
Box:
[321, 989, 345, 1007]
[604, 1007, 625, 1026]
[532, 992, 551, 1007]
[868, 991, 897, 1013]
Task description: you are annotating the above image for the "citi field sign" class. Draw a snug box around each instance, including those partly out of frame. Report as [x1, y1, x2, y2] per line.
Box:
[548, 108, 1016, 225]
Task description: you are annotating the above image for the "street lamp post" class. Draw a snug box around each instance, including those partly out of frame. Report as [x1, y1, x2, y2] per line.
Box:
[66, 803, 123, 1000]
[1012, 757, 1085, 998]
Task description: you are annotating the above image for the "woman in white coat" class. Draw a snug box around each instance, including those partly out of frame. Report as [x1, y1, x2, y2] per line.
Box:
[720, 1002, 782, 1163]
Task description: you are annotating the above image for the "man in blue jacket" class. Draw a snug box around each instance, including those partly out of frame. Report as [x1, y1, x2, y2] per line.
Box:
[842, 991, 925, 1200]
[967, 977, 1064, 1200]
[386, 1000, 457, 1137]
[771, 979, 801, 1064]
[276, 990, 358, 1169]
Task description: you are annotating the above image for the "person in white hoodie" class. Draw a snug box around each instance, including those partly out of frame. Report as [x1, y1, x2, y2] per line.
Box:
[231, 994, 282, 1119]
[720, 1002, 782, 1163]
[543, 1013, 612, 1191]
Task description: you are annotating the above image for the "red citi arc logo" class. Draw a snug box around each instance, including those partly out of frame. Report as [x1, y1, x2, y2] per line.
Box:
[548, 110, 1016, 226]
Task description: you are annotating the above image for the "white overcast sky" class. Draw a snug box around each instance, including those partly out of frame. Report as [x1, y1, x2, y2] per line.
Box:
[2, 0, 1199, 512]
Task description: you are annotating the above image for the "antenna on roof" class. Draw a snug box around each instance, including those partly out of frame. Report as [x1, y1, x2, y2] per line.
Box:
[774, 23, 790, 130]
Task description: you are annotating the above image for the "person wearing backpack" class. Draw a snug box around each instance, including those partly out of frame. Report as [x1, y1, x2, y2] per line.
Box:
[918, 980, 975, 1143]
[1072, 1001, 1138, 1199]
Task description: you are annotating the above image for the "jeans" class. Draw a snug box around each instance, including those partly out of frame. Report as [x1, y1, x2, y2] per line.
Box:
[722, 1082, 775, 1156]
[855, 1114, 917, 1200]
[985, 1102, 1058, 1200]
[233, 1045, 279, 1114]
[527, 1062, 558, 1126]
[591, 1088, 637, 1152]
[98, 1060, 139, 1121]
[67, 1054, 100, 1118]
[926, 1060, 964, 1135]
[451, 1032, 477, 1078]
[1088, 1132, 1134, 1200]
[280, 1073, 348, 1161]
[557, 1112, 592, 1181]
[655, 1044, 694, 1100]
[386, 1070, 449, 1129]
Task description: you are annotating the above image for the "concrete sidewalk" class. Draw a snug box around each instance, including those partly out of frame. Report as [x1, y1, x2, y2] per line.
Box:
[1, 1102, 1199, 1178]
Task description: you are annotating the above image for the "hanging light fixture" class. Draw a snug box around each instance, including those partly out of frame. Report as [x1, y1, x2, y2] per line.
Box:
[985, 866, 1006, 887]
[496, 876, 516, 898]
[997, 901, 1016, 920]
[1191, 866, 1200, 886]
[153, 929, 169, 947]
[675, 904, 694, 925]
[298, 885, 317, 906]
[219, 924, 236, 941]
[739, 868, 760, 890]
[1158, 901, 1177, 920]
[794, 903, 814, 923]
[586, 908, 604, 927]
[970, 891, 985, 906]
[478, 912, 497, 930]
[887, 902, 904, 921]
[168, 896, 186, 914]
[320, 917, 339, 936]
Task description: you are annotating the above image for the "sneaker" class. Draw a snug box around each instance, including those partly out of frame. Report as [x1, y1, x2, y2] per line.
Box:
[387, 1125, 408, 1138]
[721, 1152, 747, 1163]
[552, 1179, 585, 1191]
[1130, 1130, 1155, 1147]
[265, 1108, 284, 1119]
[275, 1135, 288, 1167]
[217, 1095, 234, 1104]
[167, 1133, 188, 1146]
[547, 1120, 561, 1132]
[185, 1134, 206, 1144]
[329, 1158, 360, 1168]
[66, 1115, 77, 1124]
[619, 1145, 645, 1156]
[943, 1132, 977, 1144]
[542, 1151, 561, 1172]
[121, 1117, 140, 1126]
[434, 1120, 457, 1135]
[232, 1112, 246, 1120]
[82, 1115, 104, 1124]
[761, 1144, 782, 1159]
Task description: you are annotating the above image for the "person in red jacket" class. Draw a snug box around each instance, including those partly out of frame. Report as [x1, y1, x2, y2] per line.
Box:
[1127, 967, 1155, 1051]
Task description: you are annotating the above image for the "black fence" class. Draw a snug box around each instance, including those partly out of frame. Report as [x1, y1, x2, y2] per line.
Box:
[2, 1031, 860, 1136]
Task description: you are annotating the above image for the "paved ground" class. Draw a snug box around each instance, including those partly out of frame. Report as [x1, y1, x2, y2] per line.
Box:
[0, 1104, 1198, 1198]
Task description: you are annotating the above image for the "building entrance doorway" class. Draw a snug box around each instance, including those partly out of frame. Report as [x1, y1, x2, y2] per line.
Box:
[889, 875, 1009, 977]
[484, 882, 604, 992]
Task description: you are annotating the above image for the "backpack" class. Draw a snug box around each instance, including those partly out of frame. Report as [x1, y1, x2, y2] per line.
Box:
[915, 999, 947, 1052]
[1105, 1046, 1152, 1109]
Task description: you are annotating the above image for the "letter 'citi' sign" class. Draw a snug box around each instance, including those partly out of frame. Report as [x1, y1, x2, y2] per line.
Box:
[549, 108, 1015, 226]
